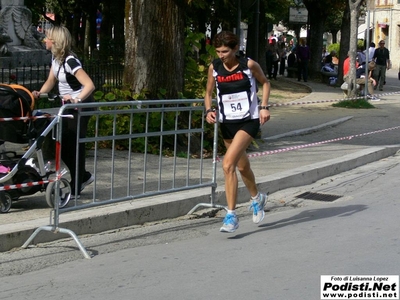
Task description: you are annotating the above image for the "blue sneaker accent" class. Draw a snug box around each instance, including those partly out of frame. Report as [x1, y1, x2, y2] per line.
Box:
[249, 193, 267, 224]
[220, 213, 239, 233]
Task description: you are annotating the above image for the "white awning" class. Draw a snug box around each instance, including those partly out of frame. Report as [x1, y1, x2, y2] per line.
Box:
[358, 23, 371, 39]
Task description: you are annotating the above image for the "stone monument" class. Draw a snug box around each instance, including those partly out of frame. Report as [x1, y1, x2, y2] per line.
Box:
[0, 0, 51, 68]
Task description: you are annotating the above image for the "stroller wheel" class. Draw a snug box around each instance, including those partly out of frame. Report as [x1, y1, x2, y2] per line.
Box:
[0, 192, 12, 213]
[45, 178, 71, 209]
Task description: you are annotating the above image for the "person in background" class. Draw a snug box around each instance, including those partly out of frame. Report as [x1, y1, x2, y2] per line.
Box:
[278, 41, 287, 76]
[268, 34, 278, 44]
[366, 42, 376, 62]
[356, 46, 366, 66]
[321, 46, 329, 61]
[372, 40, 390, 91]
[266, 38, 279, 80]
[289, 39, 295, 52]
[204, 31, 271, 233]
[356, 61, 379, 101]
[296, 38, 311, 82]
[343, 52, 358, 77]
[287, 50, 296, 68]
[32, 25, 95, 199]
[323, 50, 336, 68]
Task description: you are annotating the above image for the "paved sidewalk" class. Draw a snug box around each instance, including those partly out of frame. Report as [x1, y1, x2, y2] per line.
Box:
[1, 70, 400, 252]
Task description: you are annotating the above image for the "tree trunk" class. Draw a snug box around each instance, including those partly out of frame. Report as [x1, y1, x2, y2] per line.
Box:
[112, 0, 125, 56]
[346, 0, 363, 97]
[337, 2, 350, 85]
[308, 15, 326, 79]
[70, 7, 81, 50]
[99, 0, 125, 61]
[258, 0, 266, 72]
[331, 29, 339, 44]
[99, 1, 111, 60]
[300, 1, 328, 79]
[124, 0, 185, 99]
[246, 0, 266, 71]
[195, 10, 208, 58]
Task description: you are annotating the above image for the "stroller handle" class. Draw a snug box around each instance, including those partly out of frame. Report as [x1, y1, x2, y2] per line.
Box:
[39, 93, 73, 106]
[39, 93, 60, 101]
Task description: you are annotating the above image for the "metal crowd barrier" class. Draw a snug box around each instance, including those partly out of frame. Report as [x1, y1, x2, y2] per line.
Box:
[22, 99, 222, 258]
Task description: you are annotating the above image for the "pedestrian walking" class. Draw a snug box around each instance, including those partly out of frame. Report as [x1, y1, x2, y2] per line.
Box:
[372, 40, 391, 91]
[366, 42, 375, 62]
[204, 31, 271, 233]
[32, 25, 95, 199]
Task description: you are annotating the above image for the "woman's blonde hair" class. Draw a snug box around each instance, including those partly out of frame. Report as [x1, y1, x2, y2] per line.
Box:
[46, 25, 72, 63]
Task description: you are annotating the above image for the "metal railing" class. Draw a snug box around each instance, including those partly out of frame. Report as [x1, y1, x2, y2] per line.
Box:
[0, 62, 124, 93]
[21, 99, 221, 258]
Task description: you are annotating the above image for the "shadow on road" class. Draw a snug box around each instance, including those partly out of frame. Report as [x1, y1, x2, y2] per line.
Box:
[229, 204, 368, 239]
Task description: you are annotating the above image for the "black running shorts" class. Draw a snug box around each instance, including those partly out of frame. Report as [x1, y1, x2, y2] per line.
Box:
[220, 119, 260, 140]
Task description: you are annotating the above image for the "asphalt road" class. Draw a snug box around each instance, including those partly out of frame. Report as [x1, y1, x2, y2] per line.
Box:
[0, 152, 399, 300]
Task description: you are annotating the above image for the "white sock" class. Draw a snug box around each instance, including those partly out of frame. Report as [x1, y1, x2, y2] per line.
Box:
[227, 210, 236, 215]
[251, 192, 260, 200]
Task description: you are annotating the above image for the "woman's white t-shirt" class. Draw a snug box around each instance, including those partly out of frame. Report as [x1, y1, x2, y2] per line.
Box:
[52, 55, 83, 98]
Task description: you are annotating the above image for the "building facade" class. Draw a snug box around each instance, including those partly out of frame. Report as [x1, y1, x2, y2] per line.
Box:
[368, 0, 400, 70]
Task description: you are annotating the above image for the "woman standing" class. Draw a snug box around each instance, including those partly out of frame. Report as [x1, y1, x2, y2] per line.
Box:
[204, 31, 271, 233]
[33, 25, 95, 199]
[278, 41, 287, 76]
[296, 38, 311, 82]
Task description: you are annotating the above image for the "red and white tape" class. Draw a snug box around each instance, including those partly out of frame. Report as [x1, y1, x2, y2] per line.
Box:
[0, 171, 66, 191]
[216, 125, 400, 162]
[0, 115, 53, 122]
[0, 179, 52, 191]
[269, 90, 400, 108]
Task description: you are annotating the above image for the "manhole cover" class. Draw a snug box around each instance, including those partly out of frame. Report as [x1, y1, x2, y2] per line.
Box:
[295, 192, 342, 202]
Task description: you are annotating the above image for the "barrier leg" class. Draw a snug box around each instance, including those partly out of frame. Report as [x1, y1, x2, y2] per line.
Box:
[187, 202, 227, 215]
[187, 185, 227, 215]
[21, 225, 91, 259]
[188, 120, 226, 215]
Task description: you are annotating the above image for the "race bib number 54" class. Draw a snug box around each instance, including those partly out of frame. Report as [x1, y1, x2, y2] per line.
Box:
[221, 91, 249, 120]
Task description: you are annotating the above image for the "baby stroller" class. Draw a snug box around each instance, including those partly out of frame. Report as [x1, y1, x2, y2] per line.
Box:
[0, 83, 72, 213]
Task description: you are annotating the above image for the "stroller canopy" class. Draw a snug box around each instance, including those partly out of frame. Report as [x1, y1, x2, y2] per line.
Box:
[0, 84, 36, 143]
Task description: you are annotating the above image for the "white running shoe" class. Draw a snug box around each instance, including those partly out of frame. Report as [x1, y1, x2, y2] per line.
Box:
[220, 213, 239, 233]
[249, 193, 268, 224]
